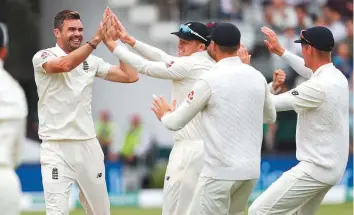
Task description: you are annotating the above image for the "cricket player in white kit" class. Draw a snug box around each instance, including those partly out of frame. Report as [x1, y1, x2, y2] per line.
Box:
[105, 17, 215, 215]
[0, 23, 27, 215]
[32, 9, 138, 215]
[152, 23, 277, 215]
[249, 26, 349, 215]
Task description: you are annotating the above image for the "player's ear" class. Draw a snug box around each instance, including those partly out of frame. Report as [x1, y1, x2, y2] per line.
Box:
[53, 28, 60, 38]
[0, 47, 7, 59]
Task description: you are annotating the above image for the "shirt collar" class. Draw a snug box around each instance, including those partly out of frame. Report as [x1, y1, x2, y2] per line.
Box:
[55, 44, 68, 56]
[218, 56, 242, 64]
[313, 63, 334, 76]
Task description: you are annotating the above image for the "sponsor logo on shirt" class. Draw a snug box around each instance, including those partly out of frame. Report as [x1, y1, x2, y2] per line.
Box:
[52, 167, 58, 180]
[291, 90, 299, 96]
[41, 51, 49, 59]
[188, 90, 194, 101]
[167, 61, 174, 68]
[83, 61, 89, 71]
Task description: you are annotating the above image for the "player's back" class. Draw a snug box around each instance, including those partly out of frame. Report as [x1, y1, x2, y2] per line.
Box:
[171, 51, 215, 142]
[32, 45, 110, 141]
[295, 63, 349, 185]
[200, 57, 267, 180]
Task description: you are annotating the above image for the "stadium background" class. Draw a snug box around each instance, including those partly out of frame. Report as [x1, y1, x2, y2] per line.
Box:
[0, 0, 353, 214]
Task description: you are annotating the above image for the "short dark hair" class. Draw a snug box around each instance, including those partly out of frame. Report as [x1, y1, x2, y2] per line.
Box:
[54, 10, 80, 30]
[217, 44, 239, 54]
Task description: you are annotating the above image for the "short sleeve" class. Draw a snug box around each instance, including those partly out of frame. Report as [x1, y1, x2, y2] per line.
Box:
[32, 50, 57, 73]
[95, 57, 112, 79]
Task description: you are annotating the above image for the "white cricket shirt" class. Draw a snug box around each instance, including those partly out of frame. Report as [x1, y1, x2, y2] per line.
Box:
[32, 44, 112, 141]
[161, 57, 276, 180]
[114, 41, 215, 142]
[273, 50, 349, 185]
[0, 59, 28, 167]
[0, 60, 28, 120]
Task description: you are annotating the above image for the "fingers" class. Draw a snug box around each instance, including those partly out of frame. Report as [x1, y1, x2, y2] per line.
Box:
[264, 40, 272, 49]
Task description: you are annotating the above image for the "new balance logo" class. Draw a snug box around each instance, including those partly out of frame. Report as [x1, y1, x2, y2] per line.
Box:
[97, 173, 103, 178]
[52, 168, 58, 180]
[83, 61, 89, 71]
[291, 90, 299, 96]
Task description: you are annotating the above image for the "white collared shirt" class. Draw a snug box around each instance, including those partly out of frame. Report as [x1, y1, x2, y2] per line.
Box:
[114, 42, 215, 142]
[0, 59, 27, 120]
[272, 62, 349, 185]
[32, 44, 112, 141]
[162, 57, 276, 180]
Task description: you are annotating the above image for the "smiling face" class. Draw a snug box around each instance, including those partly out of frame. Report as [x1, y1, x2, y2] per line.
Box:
[53, 10, 83, 53]
[177, 38, 205, 57]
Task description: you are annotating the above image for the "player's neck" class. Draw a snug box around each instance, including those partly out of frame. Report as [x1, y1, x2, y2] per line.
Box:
[310, 59, 332, 72]
[215, 53, 238, 62]
[56, 41, 71, 54]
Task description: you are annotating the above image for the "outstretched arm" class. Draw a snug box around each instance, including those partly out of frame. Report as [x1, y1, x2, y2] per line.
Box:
[261, 26, 313, 79]
[113, 15, 176, 63]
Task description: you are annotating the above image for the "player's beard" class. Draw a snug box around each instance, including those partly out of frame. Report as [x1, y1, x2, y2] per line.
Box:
[66, 36, 83, 52]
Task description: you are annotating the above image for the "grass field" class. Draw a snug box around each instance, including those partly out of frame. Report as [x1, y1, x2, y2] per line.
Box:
[22, 203, 353, 215]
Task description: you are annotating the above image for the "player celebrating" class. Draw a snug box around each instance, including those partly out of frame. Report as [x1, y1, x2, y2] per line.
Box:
[105, 17, 214, 215]
[0, 23, 27, 215]
[151, 23, 276, 215]
[249, 26, 349, 215]
[32, 8, 138, 215]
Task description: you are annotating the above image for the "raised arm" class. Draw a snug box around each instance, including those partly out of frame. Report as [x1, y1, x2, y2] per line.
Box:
[261, 26, 313, 79]
[33, 10, 109, 74]
[152, 79, 212, 131]
[112, 15, 176, 63]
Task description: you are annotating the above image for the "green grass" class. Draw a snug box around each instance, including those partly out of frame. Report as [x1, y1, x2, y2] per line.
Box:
[22, 203, 353, 215]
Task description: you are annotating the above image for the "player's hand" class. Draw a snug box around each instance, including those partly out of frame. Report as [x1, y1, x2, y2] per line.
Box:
[261, 26, 285, 56]
[94, 7, 110, 42]
[102, 12, 119, 52]
[273, 69, 286, 90]
[112, 15, 136, 46]
[151, 95, 176, 120]
[237, 44, 251, 65]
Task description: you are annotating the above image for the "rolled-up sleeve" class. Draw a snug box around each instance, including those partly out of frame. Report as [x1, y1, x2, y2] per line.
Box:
[161, 80, 211, 131]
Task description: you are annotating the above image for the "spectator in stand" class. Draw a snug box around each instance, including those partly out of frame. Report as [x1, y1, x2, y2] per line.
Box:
[268, 0, 298, 31]
[322, 2, 347, 42]
[333, 43, 353, 79]
[294, 3, 313, 34]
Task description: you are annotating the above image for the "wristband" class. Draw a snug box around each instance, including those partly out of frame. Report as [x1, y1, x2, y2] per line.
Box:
[87, 41, 97, 49]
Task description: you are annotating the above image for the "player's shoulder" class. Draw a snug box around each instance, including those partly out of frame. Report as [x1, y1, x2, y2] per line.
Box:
[32, 47, 57, 62]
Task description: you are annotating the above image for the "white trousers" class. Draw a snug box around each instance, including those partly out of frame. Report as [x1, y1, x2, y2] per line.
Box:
[162, 140, 204, 215]
[248, 165, 332, 215]
[0, 168, 21, 215]
[188, 176, 257, 215]
[40, 138, 110, 215]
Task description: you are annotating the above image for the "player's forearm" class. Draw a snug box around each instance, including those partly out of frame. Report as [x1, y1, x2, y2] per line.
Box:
[119, 61, 139, 82]
[161, 80, 211, 130]
[267, 82, 282, 95]
[271, 93, 294, 112]
[281, 50, 313, 79]
[47, 37, 100, 73]
[112, 46, 178, 79]
[133, 40, 175, 63]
